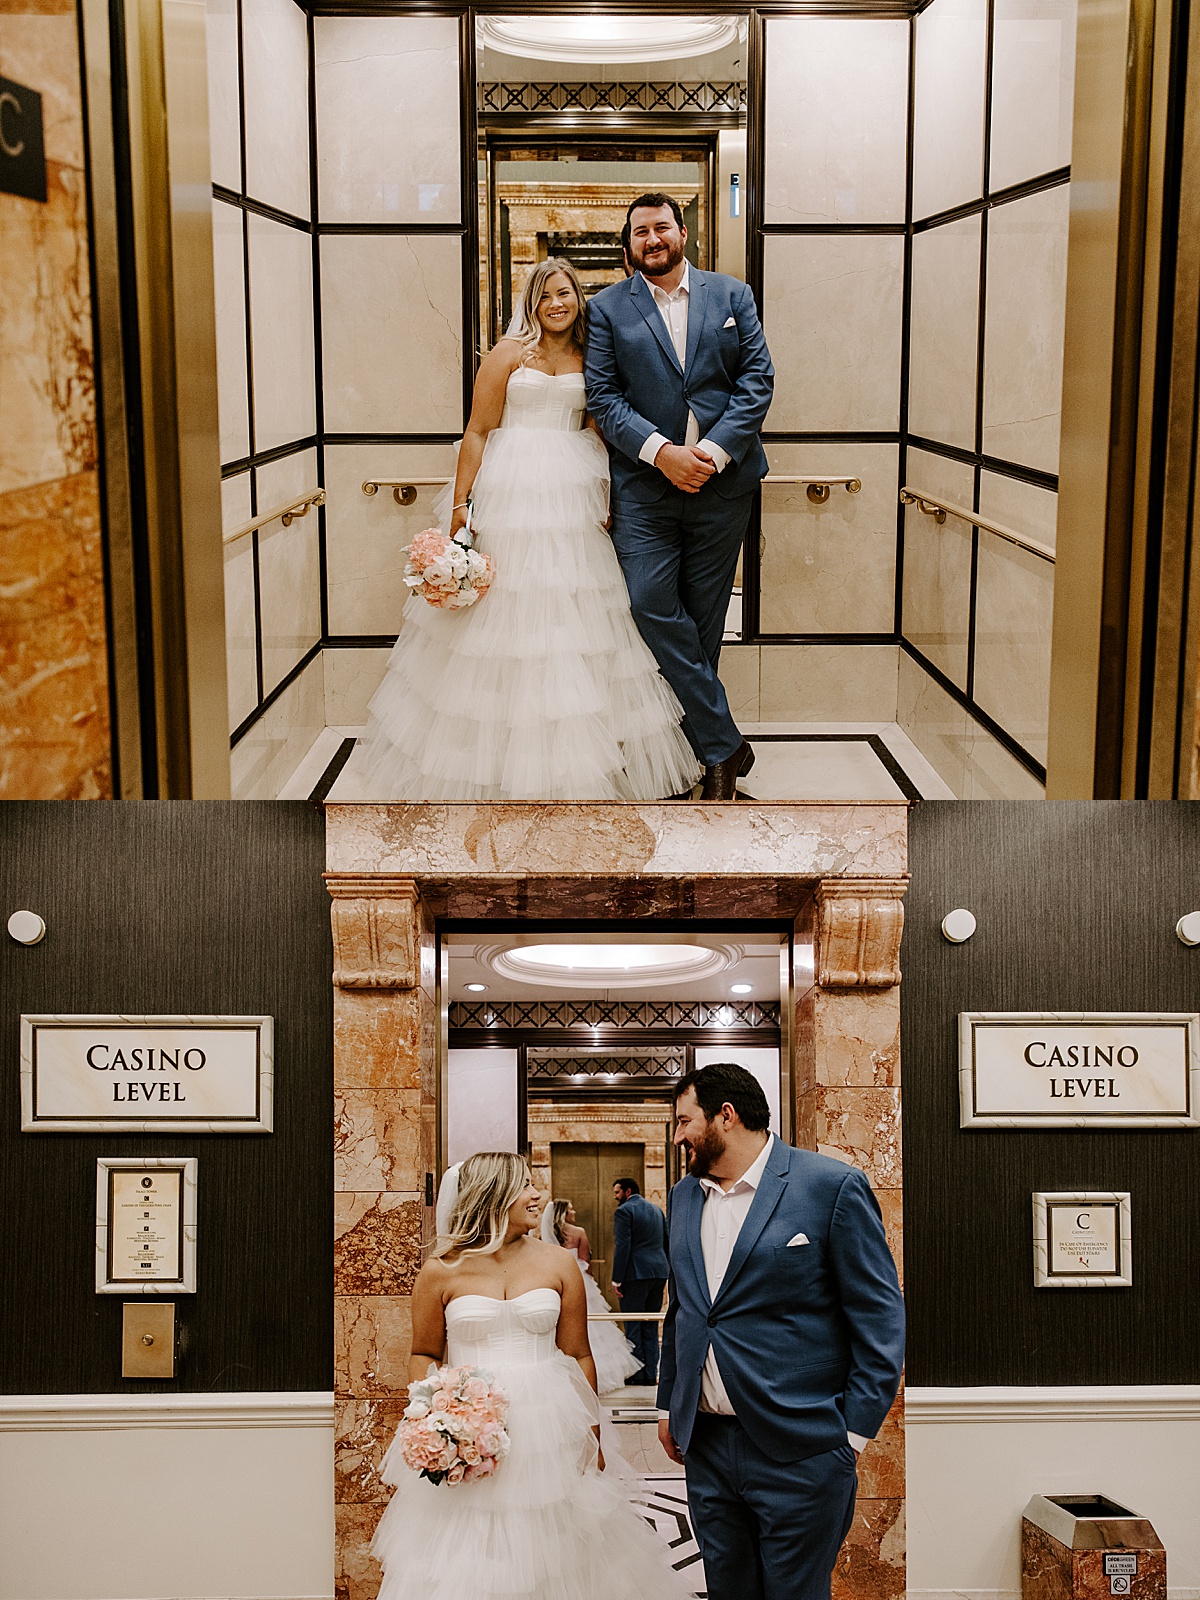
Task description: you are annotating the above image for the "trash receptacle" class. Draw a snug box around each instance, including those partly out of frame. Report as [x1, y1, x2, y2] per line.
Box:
[1023, 1495, 1166, 1600]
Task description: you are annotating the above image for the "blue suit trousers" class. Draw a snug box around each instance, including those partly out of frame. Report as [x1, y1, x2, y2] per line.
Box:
[684, 1416, 858, 1600]
[609, 487, 754, 767]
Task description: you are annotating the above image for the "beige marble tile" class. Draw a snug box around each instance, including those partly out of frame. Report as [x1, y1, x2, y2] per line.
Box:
[978, 468, 1058, 552]
[960, 721, 1046, 796]
[222, 475, 258, 731]
[324, 647, 390, 724]
[335, 1295, 413, 1398]
[983, 184, 1070, 474]
[241, 0, 311, 220]
[758, 644, 900, 722]
[990, 0, 1077, 191]
[900, 448, 974, 689]
[334, 1090, 422, 1192]
[760, 443, 899, 634]
[908, 217, 980, 451]
[256, 449, 322, 696]
[320, 234, 463, 435]
[764, 235, 904, 432]
[912, 0, 987, 219]
[211, 198, 249, 466]
[896, 648, 969, 796]
[763, 16, 909, 225]
[0, 470, 111, 798]
[315, 15, 460, 225]
[247, 213, 316, 453]
[0, 10, 84, 169]
[230, 649, 325, 796]
[718, 644, 759, 723]
[204, 0, 242, 192]
[0, 161, 95, 496]
[972, 533, 1054, 763]
[322, 441, 457, 635]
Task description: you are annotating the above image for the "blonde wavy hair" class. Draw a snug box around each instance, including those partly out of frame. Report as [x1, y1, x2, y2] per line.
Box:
[509, 258, 587, 367]
[433, 1151, 531, 1262]
[549, 1198, 573, 1245]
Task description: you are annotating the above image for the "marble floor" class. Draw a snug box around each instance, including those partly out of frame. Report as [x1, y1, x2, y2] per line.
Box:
[279, 721, 955, 801]
[605, 1391, 705, 1597]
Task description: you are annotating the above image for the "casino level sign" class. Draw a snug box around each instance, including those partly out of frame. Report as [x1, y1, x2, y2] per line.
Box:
[959, 1013, 1200, 1128]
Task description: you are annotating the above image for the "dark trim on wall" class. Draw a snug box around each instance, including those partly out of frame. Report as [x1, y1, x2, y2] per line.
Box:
[901, 638, 1046, 781]
[229, 642, 322, 748]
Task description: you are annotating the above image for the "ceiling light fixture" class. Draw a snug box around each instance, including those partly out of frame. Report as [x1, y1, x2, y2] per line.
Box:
[730, 983, 752, 995]
[465, 983, 487, 992]
[482, 940, 740, 990]
[477, 15, 741, 66]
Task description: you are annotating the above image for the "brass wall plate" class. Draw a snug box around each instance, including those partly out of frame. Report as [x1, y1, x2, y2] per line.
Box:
[122, 1301, 176, 1378]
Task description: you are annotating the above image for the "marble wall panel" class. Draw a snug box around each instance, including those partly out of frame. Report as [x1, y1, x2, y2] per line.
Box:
[983, 185, 1070, 474]
[760, 443, 899, 634]
[978, 469, 1059, 552]
[323, 442, 457, 635]
[912, 0, 987, 219]
[763, 17, 909, 224]
[990, 0, 1078, 191]
[719, 644, 760, 724]
[256, 448, 322, 696]
[0, 471, 111, 797]
[0, 157, 94, 495]
[758, 644, 901, 722]
[247, 213, 317, 453]
[230, 648, 325, 796]
[908, 218, 981, 451]
[334, 989, 426, 1091]
[972, 533, 1054, 764]
[897, 649, 1045, 795]
[334, 1194, 422, 1297]
[900, 449, 974, 689]
[315, 16, 460, 225]
[833, 1497, 905, 1600]
[241, 0, 311, 220]
[204, 0, 242, 192]
[212, 199, 250, 465]
[222, 474, 257, 731]
[325, 647, 391, 726]
[335, 1295, 413, 1399]
[764, 235, 904, 433]
[320, 235, 464, 435]
[334, 1089, 422, 1193]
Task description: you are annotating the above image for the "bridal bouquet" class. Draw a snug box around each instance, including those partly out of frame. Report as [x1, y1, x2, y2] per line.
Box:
[404, 525, 494, 611]
[397, 1363, 511, 1486]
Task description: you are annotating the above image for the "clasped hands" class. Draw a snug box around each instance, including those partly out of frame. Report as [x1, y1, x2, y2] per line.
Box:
[654, 442, 717, 493]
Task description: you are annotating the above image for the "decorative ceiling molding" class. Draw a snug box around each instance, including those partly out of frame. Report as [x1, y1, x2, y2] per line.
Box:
[477, 16, 742, 65]
[480, 79, 746, 115]
[480, 939, 742, 989]
[449, 997, 782, 1031]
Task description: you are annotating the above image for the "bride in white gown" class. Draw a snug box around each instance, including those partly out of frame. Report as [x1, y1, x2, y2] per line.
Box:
[372, 1152, 690, 1600]
[356, 259, 700, 802]
[539, 1198, 641, 1396]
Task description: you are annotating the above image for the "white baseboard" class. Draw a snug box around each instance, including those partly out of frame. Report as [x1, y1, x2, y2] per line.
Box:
[907, 1385, 1200, 1423]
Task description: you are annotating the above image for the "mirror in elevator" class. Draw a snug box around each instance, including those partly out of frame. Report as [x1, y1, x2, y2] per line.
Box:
[551, 1141, 644, 1303]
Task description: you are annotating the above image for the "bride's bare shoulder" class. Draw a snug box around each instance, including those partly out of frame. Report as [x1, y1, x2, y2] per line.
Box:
[483, 337, 522, 372]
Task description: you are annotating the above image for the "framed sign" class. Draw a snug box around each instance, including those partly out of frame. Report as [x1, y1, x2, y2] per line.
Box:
[20, 1015, 273, 1132]
[959, 1013, 1200, 1128]
[96, 1158, 197, 1294]
[1033, 1192, 1132, 1288]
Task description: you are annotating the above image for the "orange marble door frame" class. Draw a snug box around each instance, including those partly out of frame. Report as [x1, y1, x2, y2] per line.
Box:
[325, 802, 909, 1600]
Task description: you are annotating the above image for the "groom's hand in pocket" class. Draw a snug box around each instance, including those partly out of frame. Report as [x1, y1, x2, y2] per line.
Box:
[658, 1420, 684, 1465]
[654, 442, 717, 493]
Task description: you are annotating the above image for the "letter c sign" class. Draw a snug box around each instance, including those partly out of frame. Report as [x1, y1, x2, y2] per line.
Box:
[0, 91, 23, 157]
[0, 76, 47, 203]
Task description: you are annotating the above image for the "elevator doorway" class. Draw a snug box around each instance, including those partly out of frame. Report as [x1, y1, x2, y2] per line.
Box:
[551, 1141, 643, 1301]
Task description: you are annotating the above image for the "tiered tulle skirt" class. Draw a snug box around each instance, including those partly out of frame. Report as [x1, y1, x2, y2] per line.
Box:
[356, 426, 701, 801]
[372, 1352, 691, 1600]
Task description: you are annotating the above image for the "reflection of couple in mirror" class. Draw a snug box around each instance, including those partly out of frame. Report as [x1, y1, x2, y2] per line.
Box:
[358, 193, 774, 803]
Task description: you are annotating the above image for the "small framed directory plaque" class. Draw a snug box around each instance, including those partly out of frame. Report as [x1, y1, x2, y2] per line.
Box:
[96, 1158, 197, 1294]
[1032, 1191, 1132, 1289]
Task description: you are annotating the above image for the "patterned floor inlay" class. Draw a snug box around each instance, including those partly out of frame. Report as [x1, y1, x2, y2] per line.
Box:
[636, 1474, 706, 1597]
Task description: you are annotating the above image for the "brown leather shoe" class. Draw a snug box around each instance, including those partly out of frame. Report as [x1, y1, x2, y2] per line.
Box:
[700, 740, 755, 801]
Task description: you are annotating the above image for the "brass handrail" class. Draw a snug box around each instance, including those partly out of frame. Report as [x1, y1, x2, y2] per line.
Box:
[587, 1311, 668, 1321]
[900, 486, 1056, 564]
[362, 477, 449, 506]
[223, 489, 325, 546]
[764, 473, 862, 504]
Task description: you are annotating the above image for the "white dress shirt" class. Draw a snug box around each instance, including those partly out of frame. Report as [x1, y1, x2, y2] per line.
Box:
[668, 1133, 868, 1452]
[635, 260, 732, 476]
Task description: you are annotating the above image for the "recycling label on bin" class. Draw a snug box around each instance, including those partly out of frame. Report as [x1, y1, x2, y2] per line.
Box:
[1105, 1557, 1138, 1577]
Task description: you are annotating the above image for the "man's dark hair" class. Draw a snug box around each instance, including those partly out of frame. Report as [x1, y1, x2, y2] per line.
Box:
[613, 1176, 640, 1195]
[673, 1062, 770, 1133]
[625, 192, 685, 233]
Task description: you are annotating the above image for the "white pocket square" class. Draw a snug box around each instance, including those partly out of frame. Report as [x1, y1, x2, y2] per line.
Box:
[723, 316, 737, 328]
[786, 1233, 810, 1247]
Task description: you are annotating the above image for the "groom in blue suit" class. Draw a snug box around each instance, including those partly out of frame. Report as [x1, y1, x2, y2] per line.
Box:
[658, 1062, 905, 1600]
[585, 195, 774, 800]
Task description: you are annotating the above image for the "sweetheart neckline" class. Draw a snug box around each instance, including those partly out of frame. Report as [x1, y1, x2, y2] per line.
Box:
[510, 369, 584, 381]
[445, 1288, 562, 1308]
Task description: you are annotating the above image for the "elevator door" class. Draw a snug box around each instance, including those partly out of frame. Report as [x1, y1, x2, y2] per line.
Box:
[550, 1142, 643, 1302]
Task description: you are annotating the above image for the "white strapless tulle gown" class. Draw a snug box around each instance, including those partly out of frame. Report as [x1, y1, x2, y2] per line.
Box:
[575, 1261, 641, 1395]
[356, 369, 701, 801]
[372, 1289, 691, 1600]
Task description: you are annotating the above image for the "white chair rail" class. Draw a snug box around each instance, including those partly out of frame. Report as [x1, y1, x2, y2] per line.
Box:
[223, 489, 325, 546]
[900, 486, 1055, 564]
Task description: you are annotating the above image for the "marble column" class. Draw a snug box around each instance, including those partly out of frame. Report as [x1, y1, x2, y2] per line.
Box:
[329, 874, 436, 1600]
[798, 875, 908, 1600]
[0, 0, 112, 796]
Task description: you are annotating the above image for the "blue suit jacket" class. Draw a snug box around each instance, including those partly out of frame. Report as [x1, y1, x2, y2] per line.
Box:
[584, 269, 774, 504]
[612, 1192, 669, 1283]
[658, 1137, 905, 1462]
